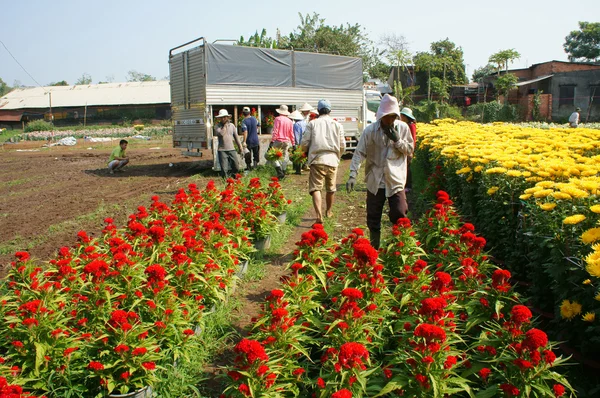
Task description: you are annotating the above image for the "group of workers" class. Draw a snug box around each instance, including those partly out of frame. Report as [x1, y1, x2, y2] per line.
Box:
[106, 94, 417, 249]
[212, 94, 417, 249]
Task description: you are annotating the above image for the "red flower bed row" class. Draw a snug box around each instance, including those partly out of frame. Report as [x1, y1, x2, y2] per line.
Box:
[222, 191, 573, 397]
[0, 176, 288, 396]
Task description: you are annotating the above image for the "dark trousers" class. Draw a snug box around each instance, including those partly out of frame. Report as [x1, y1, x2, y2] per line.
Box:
[405, 157, 413, 189]
[218, 150, 239, 178]
[366, 189, 408, 233]
[244, 145, 260, 169]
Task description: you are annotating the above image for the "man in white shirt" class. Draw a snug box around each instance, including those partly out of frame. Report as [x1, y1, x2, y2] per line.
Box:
[300, 99, 345, 224]
[346, 94, 414, 249]
[569, 107, 581, 128]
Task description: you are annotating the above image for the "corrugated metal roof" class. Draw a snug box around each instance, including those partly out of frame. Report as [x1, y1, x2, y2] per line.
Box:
[515, 75, 553, 87]
[0, 81, 170, 110]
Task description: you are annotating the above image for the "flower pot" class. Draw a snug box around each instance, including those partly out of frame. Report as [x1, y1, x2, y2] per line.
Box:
[276, 212, 287, 224]
[265, 126, 273, 135]
[253, 235, 271, 251]
[109, 386, 152, 398]
[236, 259, 249, 278]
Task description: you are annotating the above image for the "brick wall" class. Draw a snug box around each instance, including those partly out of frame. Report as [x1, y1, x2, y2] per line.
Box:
[532, 62, 600, 78]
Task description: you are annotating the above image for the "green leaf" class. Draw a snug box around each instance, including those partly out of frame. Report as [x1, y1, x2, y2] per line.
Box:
[34, 342, 46, 377]
[475, 385, 498, 398]
[372, 377, 408, 397]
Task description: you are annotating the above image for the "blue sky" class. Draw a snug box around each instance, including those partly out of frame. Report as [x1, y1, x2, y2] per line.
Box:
[1, 0, 598, 86]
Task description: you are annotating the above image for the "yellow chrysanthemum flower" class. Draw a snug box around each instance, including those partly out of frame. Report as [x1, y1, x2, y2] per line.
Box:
[590, 205, 600, 214]
[487, 186, 499, 195]
[536, 181, 555, 188]
[560, 300, 582, 320]
[456, 167, 472, 175]
[563, 214, 586, 225]
[582, 228, 600, 244]
[533, 189, 553, 198]
[485, 167, 508, 174]
[474, 165, 483, 173]
[596, 293, 600, 301]
[519, 194, 532, 200]
[539, 203, 557, 211]
[586, 255, 600, 278]
[552, 192, 572, 200]
[582, 312, 595, 322]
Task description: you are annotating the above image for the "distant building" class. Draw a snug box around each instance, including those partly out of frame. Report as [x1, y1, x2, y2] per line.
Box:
[482, 61, 600, 122]
[0, 81, 171, 128]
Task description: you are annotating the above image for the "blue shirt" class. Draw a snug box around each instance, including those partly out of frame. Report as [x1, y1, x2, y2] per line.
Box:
[293, 120, 307, 146]
[241, 116, 260, 147]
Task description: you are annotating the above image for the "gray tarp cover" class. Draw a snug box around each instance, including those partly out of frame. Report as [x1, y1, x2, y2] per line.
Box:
[205, 44, 362, 90]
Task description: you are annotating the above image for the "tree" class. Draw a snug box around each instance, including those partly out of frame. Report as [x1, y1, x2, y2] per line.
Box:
[414, 52, 436, 101]
[564, 21, 600, 62]
[495, 73, 518, 103]
[488, 49, 521, 75]
[239, 28, 278, 48]
[0, 78, 11, 96]
[75, 73, 92, 85]
[49, 80, 68, 86]
[472, 64, 497, 81]
[126, 70, 156, 82]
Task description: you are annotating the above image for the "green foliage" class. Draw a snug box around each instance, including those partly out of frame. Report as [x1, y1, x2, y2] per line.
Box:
[532, 90, 543, 121]
[0, 77, 12, 96]
[239, 28, 278, 48]
[366, 60, 390, 81]
[564, 21, 600, 62]
[127, 70, 157, 82]
[49, 80, 68, 86]
[488, 49, 521, 74]
[23, 119, 54, 132]
[495, 73, 518, 101]
[466, 102, 520, 123]
[412, 100, 463, 122]
[75, 73, 92, 85]
[472, 64, 497, 81]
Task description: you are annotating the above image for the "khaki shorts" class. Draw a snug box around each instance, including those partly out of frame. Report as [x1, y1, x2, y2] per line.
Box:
[309, 164, 338, 193]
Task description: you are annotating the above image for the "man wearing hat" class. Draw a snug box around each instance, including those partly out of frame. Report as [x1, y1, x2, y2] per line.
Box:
[300, 99, 345, 224]
[214, 109, 244, 179]
[346, 94, 414, 249]
[271, 104, 295, 179]
[241, 106, 260, 170]
[569, 107, 581, 128]
[289, 110, 307, 174]
[299, 102, 314, 122]
[400, 107, 417, 192]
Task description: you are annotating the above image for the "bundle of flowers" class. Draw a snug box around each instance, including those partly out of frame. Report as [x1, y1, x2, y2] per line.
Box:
[222, 191, 573, 397]
[416, 119, 600, 355]
[289, 147, 307, 166]
[265, 147, 284, 162]
[0, 177, 288, 396]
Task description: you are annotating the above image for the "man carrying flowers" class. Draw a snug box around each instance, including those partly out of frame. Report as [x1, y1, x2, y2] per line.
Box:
[300, 99, 345, 224]
[270, 104, 295, 179]
[214, 109, 244, 178]
[346, 94, 414, 249]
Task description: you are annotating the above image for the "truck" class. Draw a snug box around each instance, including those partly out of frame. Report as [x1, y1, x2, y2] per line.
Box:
[168, 37, 365, 164]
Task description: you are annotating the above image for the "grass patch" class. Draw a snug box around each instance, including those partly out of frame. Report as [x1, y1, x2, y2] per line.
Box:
[0, 177, 35, 189]
[152, 298, 241, 398]
[0, 129, 23, 143]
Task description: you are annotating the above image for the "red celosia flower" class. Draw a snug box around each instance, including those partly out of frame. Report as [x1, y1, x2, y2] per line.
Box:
[142, 362, 156, 370]
[88, 361, 104, 371]
[238, 383, 251, 397]
[553, 384, 565, 397]
[235, 338, 269, 365]
[63, 347, 79, 356]
[511, 305, 532, 325]
[132, 347, 147, 356]
[543, 350, 556, 364]
[444, 355, 457, 369]
[500, 383, 520, 397]
[418, 297, 448, 319]
[491, 269, 511, 292]
[120, 372, 130, 380]
[256, 365, 270, 376]
[522, 328, 548, 351]
[414, 323, 447, 342]
[415, 373, 430, 389]
[114, 344, 130, 354]
[292, 368, 305, 376]
[317, 377, 326, 389]
[337, 342, 369, 370]
[183, 329, 194, 336]
[513, 358, 533, 371]
[341, 288, 363, 301]
[479, 367, 491, 381]
[352, 238, 378, 265]
[331, 389, 353, 398]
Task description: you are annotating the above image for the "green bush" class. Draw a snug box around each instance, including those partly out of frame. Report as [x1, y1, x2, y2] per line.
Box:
[466, 102, 521, 123]
[412, 100, 464, 123]
[23, 119, 54, 132]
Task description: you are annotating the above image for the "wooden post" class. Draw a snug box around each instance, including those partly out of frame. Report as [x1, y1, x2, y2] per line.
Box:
[258, 106, 262, 135]
[84, 103, 88, 127]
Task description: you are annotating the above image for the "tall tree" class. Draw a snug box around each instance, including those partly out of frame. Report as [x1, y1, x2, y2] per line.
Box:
[564, 22, 600, 62]
[0, 78, 11, 96]
[495, 73, 518, 103]
[126, 70, 156, 82]
[488, 49, 521, 75]
[75, 73, 92, 85]
[472, 64, 497, 81]
[239, 29, 278, 48]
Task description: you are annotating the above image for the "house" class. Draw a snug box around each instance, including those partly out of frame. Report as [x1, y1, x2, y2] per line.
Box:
[483, 61, 600, 122]
[0, 81, 171, 129]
